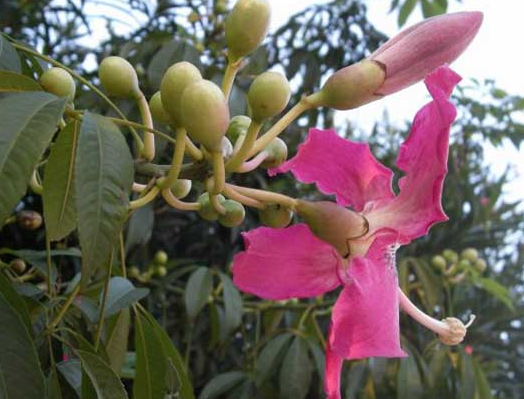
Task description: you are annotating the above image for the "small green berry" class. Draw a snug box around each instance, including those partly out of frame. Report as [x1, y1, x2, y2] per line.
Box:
[10, 259, 27, 274]
[197, 193, 226, 221]
[431, 255, 447, 271]
[39, 67, 76, 102]
[261, 138, 288, 168]
[226, 0, 271, 62]
[17, 210, 42, 230]
[460, 248, 479, 262]
[457, 259, 471, 271]
[171, 179, 192, 199]
[218, 200, 246, 227]
[98, 56, 139, 98]
[154, 250, 168, 265]
[259, 204, 293, 228]
[149, 92, 171, 125]
[155, 266, 168, 277]
[248, 71, 290, 122]
[128, 266, 140, 278]
[181, 79, 229, 152]
[160, 62, 202, 127]
[473, 258, 487, 273]
[442, 249, 459, 264]
[226, 115, 251, 142]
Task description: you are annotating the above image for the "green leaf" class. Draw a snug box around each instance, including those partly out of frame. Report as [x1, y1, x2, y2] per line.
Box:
[307, 340, 325, 382]
[0, 70, 41, 92]
[105, 309, 131, 375]
[0, 271, 32, 334]
[57, 360, 82, 397]
[199, 372, 246, 399]
[102, 277, 149, 318]
[475, 277, 514, 310]
[398, 0, 418, 26]
[279, 336, 312, 399]
[397, 355, 423, 399]
[125, 203, 154, 253]
[184, 267, 213, 319]
[134, 312, 167, 399]
[0, 92, 66, 227]
[472, 357, 494, 399]
[47, 368, 63, 399]
[460, 351, 475, 399]
[409, 258, 442, 312]
[255, 332, 293, 386]
[75, 112, 134, 287]
[0, 291, 46, 399]
[345, 362, 368, 399]
[218, 272, 243, 336]
[75, 350, 128, 399]
[0, 35, 21, 72]
[43, 121, 79, 240]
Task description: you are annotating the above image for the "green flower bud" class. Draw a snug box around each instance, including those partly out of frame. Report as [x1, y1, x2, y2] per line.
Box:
[181, 79, 230, 151]
[171, 179, 192, 199]
[460, 248, 479, 262]
[431, 255, 447, 271]
[198, 193, 226, 221]
[98, 56, 140, 98]
[202, 137, 234, 160]
[10, 259, 27, 274]
[218, 200, 246, 227]
[155, 266, 168, 277]
[457, 259, 471, 271]
[39, 67, 76, 102]
[226, 0, 271, 62]
[248, 71, 290, 122]
[128, 266, 140, 278]
[17, 210, 42, 230]
[149, 92, 171, 125]
[226, 115, 251, 142]
[259, 204, 292, 228]
[309, 60, 385, 110]
[215, 0, 228, 13]
[160, 61, 202, 127]
[154, 250, 168, 265]
[442, 249, 459, 264]
[473, 258, 487, 273]
[261, 137, 288, 168]
[296, 200, 368, 257]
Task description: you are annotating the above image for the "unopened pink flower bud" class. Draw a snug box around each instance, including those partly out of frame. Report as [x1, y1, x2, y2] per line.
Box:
[371, 11, 483, 95]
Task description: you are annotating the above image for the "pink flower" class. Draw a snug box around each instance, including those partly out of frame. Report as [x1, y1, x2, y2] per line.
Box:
[233, 66, 467, 398]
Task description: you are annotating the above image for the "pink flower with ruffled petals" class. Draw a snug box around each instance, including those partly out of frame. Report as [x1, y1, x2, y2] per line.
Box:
[233, 66, 469, 399]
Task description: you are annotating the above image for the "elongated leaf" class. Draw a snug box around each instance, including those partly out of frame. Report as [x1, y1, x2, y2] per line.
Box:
[47, 368, 63, 399]
[125, 202, 154, 253]
[0, 35, 21, 72]
[397, 356, 423, 399]
[75, 112, 133, 287]
[0, 292, 46, 399]
[57, 359, 82, 397]
[460, 352, 476, 399]
[279, 336, 312, 399]
[0, 272, 32, 334]
[43, 121, 79, 240]
[476, 277, 514, 310]
[185, 267, 213, 319]
[219, 272, 243, 336]
[0, 92, 66, 226]
[134, 313, 167, 399]
[472, 358, 494, 399]
[0, 70, 41, 92]
[105, 309, 131, 375]
[103, 277, 149, 318]
[199, 372, 246, 399]
[255, 333, 293, 386]
[76, 350, 128, 399]
[307, 341, 325, 382]
[398, 0, 418, 26]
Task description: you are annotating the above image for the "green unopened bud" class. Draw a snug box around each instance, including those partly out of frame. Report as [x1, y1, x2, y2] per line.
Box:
[473, 258, 487, 273]
[431, 255, 447, 271]
[261, 138, 288, 168]
[248, 71, 290, 122]
[442, 249, 459, 264]
[98, 56, 140, 98]
[39, 67, 76, 102]
[17, 210, 42, 230]
[202, 137, 234, 160]
[128, 266, 140, 278]
[171, 179, 192, 199]
[457, 259, 471, 271]
[309, 60, 385, 110]
[460, 248, 479, 262]
[215, 0, 228, 13]
[226, 0, 271, 62]
[198, 193, 226, 221]
[155, 266, 168, 277]
[296, 200, 368, 257]
[154, 250, 168, 265]
[181, 80, 229, 152]
[259, 204, 292, 228]
[218, 200, 246, 227]
[160, 62, 202, 127]
[226, 115, 251, 142]
[149, 92, 171, 125]
[10, 259, 27, 274]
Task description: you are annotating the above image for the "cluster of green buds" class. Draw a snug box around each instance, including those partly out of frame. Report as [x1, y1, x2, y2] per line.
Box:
[431, 248, 488, 284]
[128, 250, 169, 282]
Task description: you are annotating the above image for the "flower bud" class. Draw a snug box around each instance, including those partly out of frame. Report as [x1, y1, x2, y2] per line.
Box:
[155, 266, 168, 277]
[171, 179, 192, 199]
[10, 259, 27, 274]
[431, 255, 447, 271]
[296, 200, 368, 257]
[202, 137, 234, 160]
[261, 138, 287, 169]
[39, 67, 76, 102]
[149, 92, 171, 125]
[457, 259, 471, 271]
[128, 266, 140, 278]
[98, 56, 140, 98]
[160, 62, 202, 127]
[473, 258, 487, 273]
[218, 200, 246, 227]
[198, 193, 226, 221]
[181, 80, 230, 152]
[259, 204, 292, 228]
[248, 71, 290, 122]
[154, 250, 168, 265]
[17, 210, 42, 230]
[442, 249, 459, 264]
[460, 248, 478, 262]
[226, 115, 251, 142]
[226, 0, 271, 62]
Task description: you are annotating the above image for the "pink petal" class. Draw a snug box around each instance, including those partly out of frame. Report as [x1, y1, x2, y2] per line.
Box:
[232, 224, 342, 300]
[269, 129, 394, 212]
[372, 12, 482, 95]
[325, 326, 343, 399]
[367, 66, 461, 240]
[330, 230, 407, 359]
